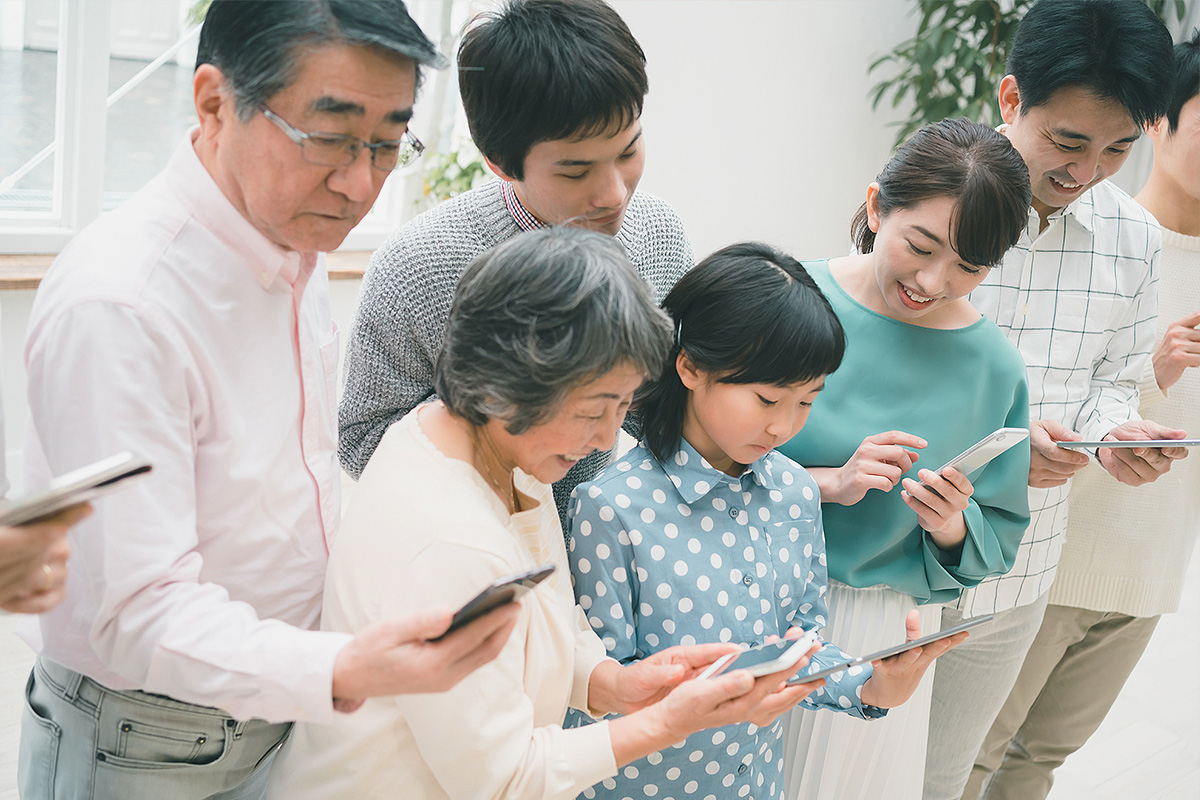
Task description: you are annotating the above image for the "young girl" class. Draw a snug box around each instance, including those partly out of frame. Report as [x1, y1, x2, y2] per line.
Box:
[567, 243, 964, 800]
[778, 118, 1034, 800]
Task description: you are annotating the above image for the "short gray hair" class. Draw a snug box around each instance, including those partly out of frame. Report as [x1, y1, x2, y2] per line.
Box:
[436, 226, 673, 434]
[196, 0, 448, 121]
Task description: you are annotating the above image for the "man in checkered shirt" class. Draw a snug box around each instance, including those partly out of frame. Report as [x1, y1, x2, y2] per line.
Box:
[923, 3, 1187, 798]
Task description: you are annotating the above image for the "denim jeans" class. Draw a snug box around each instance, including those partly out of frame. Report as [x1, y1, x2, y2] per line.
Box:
[19, 657, 292, 800]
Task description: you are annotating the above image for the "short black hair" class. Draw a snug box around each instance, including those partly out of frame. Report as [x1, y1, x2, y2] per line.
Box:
[637, 243, 846, 463]
[1007, 0, 1174, 129]
[197, 0, 446, 121]
[851, 118, 1031, 268]
[1166, 29, 1200, 133]
[457, 0, 648, 181]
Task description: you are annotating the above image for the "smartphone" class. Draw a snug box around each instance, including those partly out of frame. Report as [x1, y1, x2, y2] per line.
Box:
[918, 427, 1029, 489]
[1056, 438, 1200, 450]
[430, 563, 556, 641]
[0, 451, 152, 527]
[697, 629, 821, 680]
[785, 614, 993, 686]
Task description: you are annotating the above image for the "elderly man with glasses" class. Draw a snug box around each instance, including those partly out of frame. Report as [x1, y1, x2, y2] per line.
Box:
[16, 2, 521, 799]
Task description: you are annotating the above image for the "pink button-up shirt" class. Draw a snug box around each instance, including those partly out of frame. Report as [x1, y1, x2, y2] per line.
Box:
[19, 132, 353, 723]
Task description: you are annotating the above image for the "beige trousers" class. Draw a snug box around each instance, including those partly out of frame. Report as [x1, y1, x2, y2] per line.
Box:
[962, 603, 1160, 800]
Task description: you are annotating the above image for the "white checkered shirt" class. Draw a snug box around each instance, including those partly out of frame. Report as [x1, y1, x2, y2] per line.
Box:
[955, 180, 1161, 616]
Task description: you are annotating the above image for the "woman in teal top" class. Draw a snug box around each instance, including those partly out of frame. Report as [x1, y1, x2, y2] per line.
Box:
[779, 118, 1033, 800]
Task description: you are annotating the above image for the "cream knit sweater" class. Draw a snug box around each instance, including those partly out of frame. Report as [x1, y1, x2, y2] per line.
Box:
[1050, 228, 1200, 617]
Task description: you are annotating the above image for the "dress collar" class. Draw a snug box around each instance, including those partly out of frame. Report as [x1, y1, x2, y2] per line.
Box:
[659, 438, 780, 504]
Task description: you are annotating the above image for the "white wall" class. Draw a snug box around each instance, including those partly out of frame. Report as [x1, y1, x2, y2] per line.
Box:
[612, 0, 918, 261]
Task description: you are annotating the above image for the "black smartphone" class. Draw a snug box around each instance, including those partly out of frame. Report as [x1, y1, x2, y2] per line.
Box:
[430, 563, 556, 641]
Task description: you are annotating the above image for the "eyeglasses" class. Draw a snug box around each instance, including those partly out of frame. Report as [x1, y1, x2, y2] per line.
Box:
[258, 104, 425, 171]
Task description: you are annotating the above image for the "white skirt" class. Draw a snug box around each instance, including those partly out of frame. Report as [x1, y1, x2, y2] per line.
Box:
[782, 581, 942, 800]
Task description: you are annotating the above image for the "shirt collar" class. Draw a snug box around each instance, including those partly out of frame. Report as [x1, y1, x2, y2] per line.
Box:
[659, 438, 781, 504]
[501, 180, 548, 232]
[168, 129, 317, 291]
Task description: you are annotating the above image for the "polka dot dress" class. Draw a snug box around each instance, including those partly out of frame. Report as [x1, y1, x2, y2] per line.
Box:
[566, 441, 874, 800]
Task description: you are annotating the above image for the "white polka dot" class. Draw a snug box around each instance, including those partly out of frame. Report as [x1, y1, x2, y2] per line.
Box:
[778, 583, 790, 598]
[743, 545, 755, 562]
[663, 522, 679, 539]
[779, 548, 790, 563]
[665, 766, 679, 780]
[838, 696, 852, 708]
[646, 632, 659, 646]
[663, 619, 676, 634]
[636, 567, 648, 582]
[788, 504, 802, 519]
[753, 619, 764, 635]
[717, 590, 729, 606]
[694, 481, 709, 494]
[576, 558, 591, 574]
[688, 750, 704, 763]
[641, 507, 656, 524]
[670, 474, 683, 489]
[700, 515, 714, 532]
[652, 489, 667, 504]
[684, 781, 699, 793]
[700, 613, 714, 629]
[721, 531, 736, 548]
[640, 602, 654, 616]
[578, 519, 592, 536]
[599, 506, 615, 522]
[673, 560, 689, 577]
[782, 471, 794, 485]
[588, 485, 603, 498]
[623, 765, 639, 779]
[737, 785, 750, 797]
[804, 542, 814, 558]
[625, 475, 642, 490]
[612, 567, 627, 583]
[719, 627, 733, 642]
[615, 494, 631, 508]
[819, 552, 827, 566]
[803, 485, 815, 501]
[769, 489, 783, 502]
[579, 595, 592, 610]
[648, 752, 663, 766]
[602, 635, 615, 649]
[696, 574, 711, 591]
[675, 451, 689, 466]
[735, 605, 748, 621]
[656, 583, 672, 599]
[711, 497, 727, 511]
[756, 562, 767, 578]
[687, 538, 702, 554]
[595, 582, 607, 597]
[678, 597, 693, 613]
[848, 665, 864, 677]
[710, 552, 724, 569]
[629, 529, 643, 546]
[594, 543, 610, 559]
[610, 603, 623, 619]
[726, 741, 740, 756]
[721, 773, 735, 787]
[758, 507, 770, 522]
[711, 730, 726, 745]
[760, 599, 771, 614]
[679, 634, 696, 646]
[678, 503, 692, 517]
[650, 544, 666, 561]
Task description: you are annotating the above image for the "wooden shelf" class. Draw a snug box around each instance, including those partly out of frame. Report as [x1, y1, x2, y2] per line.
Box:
[0, 251, 370, 291]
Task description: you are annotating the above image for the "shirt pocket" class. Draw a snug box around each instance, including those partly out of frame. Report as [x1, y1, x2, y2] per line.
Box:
[1045, 290, 1116, 378]
[766, 517, 820, 613]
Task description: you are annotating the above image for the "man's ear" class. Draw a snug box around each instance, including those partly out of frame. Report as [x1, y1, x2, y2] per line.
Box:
[483, 156, 518, 183]
[998, 74, 1022, 126]
[1144, 115, 1167, 143]
[194, 63, 234, 144]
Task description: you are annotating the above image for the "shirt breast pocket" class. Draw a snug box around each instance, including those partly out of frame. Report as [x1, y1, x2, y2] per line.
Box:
[1046, 290, 1116, 373]
[767, 517, 820, 612]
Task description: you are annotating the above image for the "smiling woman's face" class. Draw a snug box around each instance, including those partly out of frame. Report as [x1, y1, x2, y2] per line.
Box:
[486, 362, 647, 485]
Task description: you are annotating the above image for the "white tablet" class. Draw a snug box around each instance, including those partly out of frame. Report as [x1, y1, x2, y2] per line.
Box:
[0, 452, 152, 527]
[1056, 439, 1200, 449]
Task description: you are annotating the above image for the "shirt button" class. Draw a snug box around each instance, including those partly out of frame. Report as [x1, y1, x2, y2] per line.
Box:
[728, 507, 739, 520]
[738, 763, 749, 774]
[743, 575, 753, 586]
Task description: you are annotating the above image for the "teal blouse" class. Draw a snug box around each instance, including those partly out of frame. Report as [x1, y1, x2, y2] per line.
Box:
[777, 260, 1031, 604]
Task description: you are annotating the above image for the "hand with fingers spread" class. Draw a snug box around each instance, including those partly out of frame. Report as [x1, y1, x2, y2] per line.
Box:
[1097, 420, 1189, 487]
[0, 503, 91, 614]
[900, 466, 973, 550]
[1152, 310, 1200, 392]
[330, 602, 520, 711]
[859, 609, 969, 709]
[813, 430, 926, 505]
[1028, 419, 1090, 488]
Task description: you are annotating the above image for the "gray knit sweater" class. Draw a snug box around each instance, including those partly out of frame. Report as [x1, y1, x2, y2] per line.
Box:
[338, 179, 694, 523]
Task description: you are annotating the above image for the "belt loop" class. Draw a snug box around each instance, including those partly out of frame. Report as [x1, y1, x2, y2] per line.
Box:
[60, 663, 85, 703]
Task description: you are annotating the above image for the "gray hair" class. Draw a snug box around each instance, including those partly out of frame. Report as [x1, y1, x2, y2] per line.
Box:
[436, 227, 674, 434]
[196, 0, 448, 121]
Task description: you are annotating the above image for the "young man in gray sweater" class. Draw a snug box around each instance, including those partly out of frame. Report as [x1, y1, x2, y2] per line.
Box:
[338, 0, 694, 521]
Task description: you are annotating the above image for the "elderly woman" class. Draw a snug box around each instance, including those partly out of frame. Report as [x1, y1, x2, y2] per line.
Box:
[267, 227, 813, 799]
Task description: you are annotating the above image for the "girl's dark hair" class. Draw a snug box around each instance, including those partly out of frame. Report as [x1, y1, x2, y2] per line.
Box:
[637, 242, 845, 463]
[850, 118, 1032, 268]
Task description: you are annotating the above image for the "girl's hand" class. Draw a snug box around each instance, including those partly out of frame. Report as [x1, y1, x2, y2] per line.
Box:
[817, 431, 925, 505]
[859, 610, 968, 709]
[900, 466, 972, 550]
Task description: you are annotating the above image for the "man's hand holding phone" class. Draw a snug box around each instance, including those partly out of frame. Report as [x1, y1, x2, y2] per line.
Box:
[1095, 420, 1189, 486]
[1029, 419, 1090, 488]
